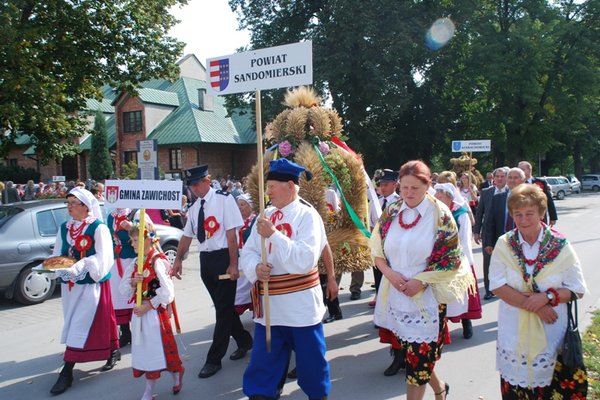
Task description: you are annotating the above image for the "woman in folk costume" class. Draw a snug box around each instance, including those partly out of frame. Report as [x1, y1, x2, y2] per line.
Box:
[107, 208, 136, 351]
[371, 161, 474, 400]
[489, 184, 587, 399]
[235, 193, 256, 315]
[433, 183, 482, 340]
[46, 188, 119, 395]
[119, 221, 184, 400]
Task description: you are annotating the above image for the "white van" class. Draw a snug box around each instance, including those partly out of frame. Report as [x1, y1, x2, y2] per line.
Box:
[581, 174, 600, 192]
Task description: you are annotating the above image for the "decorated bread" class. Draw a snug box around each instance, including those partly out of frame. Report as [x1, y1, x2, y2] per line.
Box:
[43, 256, 76, 270]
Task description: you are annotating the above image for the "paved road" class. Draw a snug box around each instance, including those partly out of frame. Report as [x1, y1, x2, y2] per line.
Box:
[1, 192, 598, 400]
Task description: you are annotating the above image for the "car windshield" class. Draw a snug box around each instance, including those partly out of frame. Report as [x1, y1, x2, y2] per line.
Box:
[0, 206, 24, 229]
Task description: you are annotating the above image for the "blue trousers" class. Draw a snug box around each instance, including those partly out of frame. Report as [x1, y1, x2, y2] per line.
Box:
[243, 323, 330, 399]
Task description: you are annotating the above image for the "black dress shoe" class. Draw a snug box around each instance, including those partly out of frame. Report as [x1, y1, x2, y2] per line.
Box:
[350, 292, 361, 301]
[230, 346, 251, 360]
[119, 327, 131, 348]
[287, 367, 297, 379]
[323, 314, 343, 324]
[101, 349, 121, 371]
[483, 292, 495, 300]
[383, 349, 406, 376]
[50, 373, 73, 395]
[462, 319, 473, 339]
[198, 363, 221, 378]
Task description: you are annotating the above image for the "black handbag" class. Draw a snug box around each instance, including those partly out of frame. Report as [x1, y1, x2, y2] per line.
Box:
[561, 291, 585, 369]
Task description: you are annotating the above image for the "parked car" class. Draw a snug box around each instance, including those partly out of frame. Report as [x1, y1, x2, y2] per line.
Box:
[581, 174, 600, 192]
[566, 176, 581, 194]
[0, 200, 183, 305]
[542, 176, 572, 200]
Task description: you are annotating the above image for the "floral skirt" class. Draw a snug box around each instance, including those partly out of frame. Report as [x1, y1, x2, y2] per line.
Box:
[379, 304, 447, 386]
[500, 354, 587, 399]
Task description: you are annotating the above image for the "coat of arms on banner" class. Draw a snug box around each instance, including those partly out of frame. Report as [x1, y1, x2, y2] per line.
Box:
[209, 58, 229, 92]
[106, 186, 119, 204]
[452, 141, 462, 152]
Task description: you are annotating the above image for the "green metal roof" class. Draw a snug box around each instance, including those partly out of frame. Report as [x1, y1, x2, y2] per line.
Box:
[79, 114, 116, 150]
[85, 98, 114, 113]
[146, 77, 256, 145]
[15, 134, 31, 146]
[138, 87, 179, 107]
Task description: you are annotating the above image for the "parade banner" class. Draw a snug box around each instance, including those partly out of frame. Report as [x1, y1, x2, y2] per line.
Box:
[104, 179, 182, 210]
[452, 140, 491, 152]
[206, 41, 313, 95]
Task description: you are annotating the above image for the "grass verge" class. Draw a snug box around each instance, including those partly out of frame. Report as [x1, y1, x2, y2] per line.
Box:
[583, 309, 600, 398]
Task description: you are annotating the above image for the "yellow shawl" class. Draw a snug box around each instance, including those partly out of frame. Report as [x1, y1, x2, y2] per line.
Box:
[371, 194, 475, 310]
[493, 228, 578, 364]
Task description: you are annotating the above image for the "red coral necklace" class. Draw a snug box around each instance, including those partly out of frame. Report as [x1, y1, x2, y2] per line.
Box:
[398, 210, 421, 229]
[69, 221, 87, 240]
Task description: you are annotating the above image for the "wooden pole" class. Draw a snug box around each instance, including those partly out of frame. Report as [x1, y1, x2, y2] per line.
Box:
[255, 89, 271, 352]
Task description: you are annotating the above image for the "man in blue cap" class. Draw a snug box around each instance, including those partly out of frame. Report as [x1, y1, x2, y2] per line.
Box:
[173, 164, 253, 378]
[240, 158, 330, 400]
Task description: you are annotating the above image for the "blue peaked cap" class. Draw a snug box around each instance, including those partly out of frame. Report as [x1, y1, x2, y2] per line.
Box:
[185, 164, 209, 185]
[267, 159, 311, 184]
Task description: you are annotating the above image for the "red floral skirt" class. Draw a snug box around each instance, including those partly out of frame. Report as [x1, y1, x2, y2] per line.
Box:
[500, 354, 587, 399]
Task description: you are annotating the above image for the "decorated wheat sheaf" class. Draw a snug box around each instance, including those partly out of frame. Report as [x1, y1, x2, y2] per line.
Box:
[247, 86, 372, 274]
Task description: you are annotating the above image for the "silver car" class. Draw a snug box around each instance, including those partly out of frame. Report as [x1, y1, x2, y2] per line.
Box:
[0, 200, 183, 305]
[543, 176, 572, 200]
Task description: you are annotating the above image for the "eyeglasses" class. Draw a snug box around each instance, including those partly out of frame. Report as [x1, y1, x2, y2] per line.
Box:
[64, 201, 84, 207]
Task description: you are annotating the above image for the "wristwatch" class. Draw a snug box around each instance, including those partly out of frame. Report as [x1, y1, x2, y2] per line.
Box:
[545, 291, 555, 304]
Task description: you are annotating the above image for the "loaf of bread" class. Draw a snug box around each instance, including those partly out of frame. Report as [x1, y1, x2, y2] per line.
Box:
[43, 256, 77, 270]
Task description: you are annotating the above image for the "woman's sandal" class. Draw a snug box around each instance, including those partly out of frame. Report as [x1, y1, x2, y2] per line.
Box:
[434, 382, 450, 399]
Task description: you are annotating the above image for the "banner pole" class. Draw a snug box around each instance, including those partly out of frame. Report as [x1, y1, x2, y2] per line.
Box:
[255, 89, 271, 352]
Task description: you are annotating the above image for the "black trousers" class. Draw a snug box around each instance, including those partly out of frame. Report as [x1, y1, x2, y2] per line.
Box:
[200, 249, 252, 365]
[482, 250, 491, 293]
[373, 266, 382, 293]
[319, 274, 341, 317]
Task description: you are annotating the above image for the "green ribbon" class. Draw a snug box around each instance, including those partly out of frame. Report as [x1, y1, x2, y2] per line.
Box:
[312, 144, 370, 238]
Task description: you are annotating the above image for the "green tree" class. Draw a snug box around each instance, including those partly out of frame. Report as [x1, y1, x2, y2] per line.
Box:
[229, 0, 600, 174]
[89, 110, 112, 180]
[0, 0, 188, 164]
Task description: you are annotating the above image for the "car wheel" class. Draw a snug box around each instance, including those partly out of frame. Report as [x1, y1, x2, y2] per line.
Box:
[162, 243, 178, 266]
[557, 190, 566, 200]
[13, 263, 56, 305]
[593, 185, 600, 192]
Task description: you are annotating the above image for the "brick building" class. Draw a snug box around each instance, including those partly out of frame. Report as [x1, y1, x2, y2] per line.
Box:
[5, 54, 257, 182]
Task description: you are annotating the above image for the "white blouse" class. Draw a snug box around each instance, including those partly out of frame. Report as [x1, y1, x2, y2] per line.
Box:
[375, 198, 440, 343]
[489, 230, 587, 388]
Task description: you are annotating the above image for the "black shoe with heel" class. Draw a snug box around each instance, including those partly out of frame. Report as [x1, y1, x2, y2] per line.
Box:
[383, 348, 406, 376]
[434, 383, 450, 399]
[50, 362, 75, 395]
[462, 319, 473, 339]
[101, 349, 121, 371]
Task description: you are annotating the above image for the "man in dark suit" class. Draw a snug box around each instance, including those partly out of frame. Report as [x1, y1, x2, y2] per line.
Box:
[2, 181, 21, 204]
[473, 167, 508, 300]
[480, 172, 494, 190]
[483, 167, 526, 295]
[517, 161, 557, 226]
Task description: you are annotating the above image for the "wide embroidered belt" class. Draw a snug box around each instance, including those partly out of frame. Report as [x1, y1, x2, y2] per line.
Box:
[251, 267, 320, 318]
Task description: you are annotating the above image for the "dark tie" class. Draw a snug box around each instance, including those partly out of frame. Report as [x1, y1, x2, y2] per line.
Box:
[504, 212, 514, 232]
[382, 198, 388, 211]
[197, 199, 206, 243]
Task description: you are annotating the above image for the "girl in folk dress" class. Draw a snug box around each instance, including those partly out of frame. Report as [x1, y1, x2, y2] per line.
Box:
[107, 208, 136, 352]
[119, 221, 184, 400]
